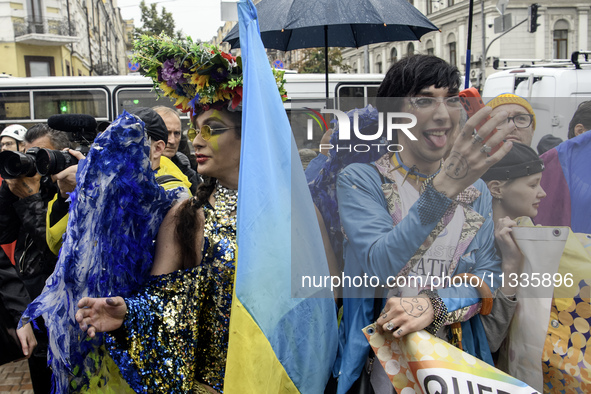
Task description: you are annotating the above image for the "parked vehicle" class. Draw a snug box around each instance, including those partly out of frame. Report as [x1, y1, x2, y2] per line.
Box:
[482, 51, 591, 146]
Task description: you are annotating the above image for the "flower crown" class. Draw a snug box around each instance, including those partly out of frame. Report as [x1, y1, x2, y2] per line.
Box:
[133, 34, 287, 115]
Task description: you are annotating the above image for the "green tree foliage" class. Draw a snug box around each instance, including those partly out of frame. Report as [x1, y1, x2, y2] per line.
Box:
[292, 47, 351, 73]
[134, 0, 183, 39]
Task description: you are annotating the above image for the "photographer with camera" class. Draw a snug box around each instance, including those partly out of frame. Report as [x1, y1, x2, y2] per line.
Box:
[0, 123, 70, 393]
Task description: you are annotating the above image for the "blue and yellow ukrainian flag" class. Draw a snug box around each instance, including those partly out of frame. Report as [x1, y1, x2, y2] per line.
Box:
[224, 1, 338, 392]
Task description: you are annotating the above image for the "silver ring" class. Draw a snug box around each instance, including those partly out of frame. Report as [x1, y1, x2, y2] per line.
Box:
[385, 322, 395, 331]
[480, 144, 492, 154]
[472, 133, 484, 144]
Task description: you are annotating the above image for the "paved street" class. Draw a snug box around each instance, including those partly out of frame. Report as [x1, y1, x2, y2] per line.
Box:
[0, 360, 33, 394]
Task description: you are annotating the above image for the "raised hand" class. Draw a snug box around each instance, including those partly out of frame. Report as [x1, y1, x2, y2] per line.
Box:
[433, 106, 513, 199]
[75, 297, 127, 338]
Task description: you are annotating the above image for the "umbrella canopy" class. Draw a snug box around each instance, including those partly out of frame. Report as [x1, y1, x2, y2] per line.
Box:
[223, 0, 439, 97]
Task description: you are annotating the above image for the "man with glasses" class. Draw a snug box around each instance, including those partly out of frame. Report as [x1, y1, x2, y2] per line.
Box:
[486, 94, 536, 146]
[335, 55, 513, 393]
[153, 106, 201, 193]
[0, 124, 27, 153]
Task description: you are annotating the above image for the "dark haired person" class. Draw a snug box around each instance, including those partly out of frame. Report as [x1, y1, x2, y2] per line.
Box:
[534, 100, 591, 233]
[335, 55, 514, 393]
[567, 100, 591, 139]
[0, 124, 69, 393]
[73, 39, 286, 393]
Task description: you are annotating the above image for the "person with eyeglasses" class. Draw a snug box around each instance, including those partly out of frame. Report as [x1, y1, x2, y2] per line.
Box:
[486, 94, 537, 147]
[0, 124, 27, 153]
[335, 54, 515, 393]
[73, 38, 286, 393]
[153, 105, 202, 194]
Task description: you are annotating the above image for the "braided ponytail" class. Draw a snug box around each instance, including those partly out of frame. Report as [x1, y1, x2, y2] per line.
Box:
[175, 176, 217, 269]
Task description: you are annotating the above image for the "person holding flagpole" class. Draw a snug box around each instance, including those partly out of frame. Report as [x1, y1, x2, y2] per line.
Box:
[74, 27, 336, 393]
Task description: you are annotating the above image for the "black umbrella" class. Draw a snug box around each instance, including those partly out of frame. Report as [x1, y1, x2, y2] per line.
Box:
[223, 0, 439, 98]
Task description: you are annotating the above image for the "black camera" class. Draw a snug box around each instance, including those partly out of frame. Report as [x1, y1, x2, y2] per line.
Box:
[0, 148, 40, 179]
[35, 149, 79, 176]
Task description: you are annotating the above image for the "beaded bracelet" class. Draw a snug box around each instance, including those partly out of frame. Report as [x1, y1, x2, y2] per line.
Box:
[419, 289, 448, 335]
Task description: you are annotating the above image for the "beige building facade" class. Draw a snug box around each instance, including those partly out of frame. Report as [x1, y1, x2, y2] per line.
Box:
[0, 0, 131, 77]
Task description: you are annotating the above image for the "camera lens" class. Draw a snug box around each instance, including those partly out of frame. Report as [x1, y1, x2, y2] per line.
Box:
[0, 151, 37, 179]
[35, 149, 79, 176]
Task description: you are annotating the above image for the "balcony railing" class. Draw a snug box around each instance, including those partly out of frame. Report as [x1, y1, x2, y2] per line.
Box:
[14, 17, 77, 38]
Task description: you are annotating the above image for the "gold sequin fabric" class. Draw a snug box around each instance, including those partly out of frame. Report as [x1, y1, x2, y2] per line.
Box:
[106, 203, 236, 393]
[542, 279, 591, 393]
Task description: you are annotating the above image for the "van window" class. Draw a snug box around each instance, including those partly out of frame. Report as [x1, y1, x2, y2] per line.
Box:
[34, 89, 108, 120]
[0, 91, 31, 120]
[116, 88, 171, 116]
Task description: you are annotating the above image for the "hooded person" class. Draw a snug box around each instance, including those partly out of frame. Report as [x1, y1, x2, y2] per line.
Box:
[479, 143, 546, 353]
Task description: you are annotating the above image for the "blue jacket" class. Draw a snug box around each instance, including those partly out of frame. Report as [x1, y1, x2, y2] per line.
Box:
[335, 156, 501, 393]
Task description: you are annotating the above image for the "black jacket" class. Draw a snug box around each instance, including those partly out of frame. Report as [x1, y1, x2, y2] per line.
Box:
[171, 152, 202, 195]
[0, 247, 31, 326]
[0, 179, 58, 299]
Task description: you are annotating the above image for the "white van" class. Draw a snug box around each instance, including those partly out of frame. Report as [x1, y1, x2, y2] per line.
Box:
[482, 51, 591, 147]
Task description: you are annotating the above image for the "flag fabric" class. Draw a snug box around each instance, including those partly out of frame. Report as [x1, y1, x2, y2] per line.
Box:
[224, 0, 338, 392]
[535, 130, 591, 233]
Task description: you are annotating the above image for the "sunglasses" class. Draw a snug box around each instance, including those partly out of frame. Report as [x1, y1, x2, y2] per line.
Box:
[187, 125, 236, 142]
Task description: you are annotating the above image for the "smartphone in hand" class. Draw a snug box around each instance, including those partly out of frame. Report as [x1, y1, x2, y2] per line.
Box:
[459, 87, 503, 154]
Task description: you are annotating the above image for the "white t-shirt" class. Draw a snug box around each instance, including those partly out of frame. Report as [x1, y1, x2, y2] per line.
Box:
[391, 171, 464, 297]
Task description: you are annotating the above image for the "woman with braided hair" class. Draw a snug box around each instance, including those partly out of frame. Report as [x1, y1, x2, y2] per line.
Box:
[74, 37, 285, 393]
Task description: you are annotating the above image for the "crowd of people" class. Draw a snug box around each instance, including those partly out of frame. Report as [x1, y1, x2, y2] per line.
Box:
[0, 31, 590, 394]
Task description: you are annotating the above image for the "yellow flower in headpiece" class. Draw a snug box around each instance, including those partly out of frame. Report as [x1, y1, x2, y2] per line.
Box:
[213, 89, 232, 103]
[159, 82, 175, 96]
[174, 96, 190, 109]
[191, 74, 210, 90]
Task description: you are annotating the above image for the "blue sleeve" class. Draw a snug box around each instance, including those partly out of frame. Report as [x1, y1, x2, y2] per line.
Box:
[337, 163, 453, 282]
[305, 153, 328, 183]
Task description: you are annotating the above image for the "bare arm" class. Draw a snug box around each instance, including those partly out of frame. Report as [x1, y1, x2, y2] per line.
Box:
[150, 203, 185, 276]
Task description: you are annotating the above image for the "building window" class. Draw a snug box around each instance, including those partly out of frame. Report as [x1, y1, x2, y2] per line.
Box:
[426, 40, 434, 56]
[449, 42, 457, 67]
[352, 62, 357, 74]
[375, 54, 382, 73]
[553, 20, 569, 59]
[426, 0, 434, 14]
[25, 56, 54, 77]
[390, 47, 398, 64]
[27, 0, 43, 22]
[65, 60, 71, 76]
[448, 0, 455, 5]
[407, 43, 415, 56]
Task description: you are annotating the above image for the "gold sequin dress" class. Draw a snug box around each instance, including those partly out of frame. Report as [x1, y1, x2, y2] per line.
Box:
[106, 202, 236, 393]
